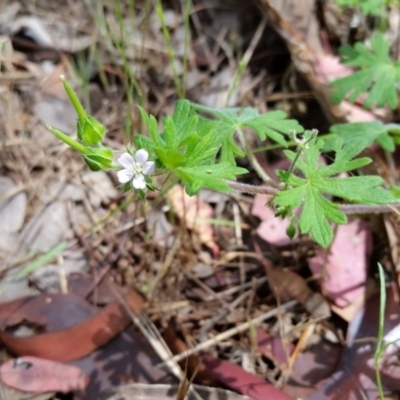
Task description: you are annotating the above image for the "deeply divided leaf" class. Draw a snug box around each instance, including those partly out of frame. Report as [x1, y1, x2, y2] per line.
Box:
[275, 138, 396, 247]
[190, 102, 303, 163]
[330, 33, 400, 109]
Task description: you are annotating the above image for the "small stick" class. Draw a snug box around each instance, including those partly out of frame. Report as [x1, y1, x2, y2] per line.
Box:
[157, 300, 297, 367]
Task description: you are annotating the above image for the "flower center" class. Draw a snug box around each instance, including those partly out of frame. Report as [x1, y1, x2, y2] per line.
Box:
[132, 163, 143, 175]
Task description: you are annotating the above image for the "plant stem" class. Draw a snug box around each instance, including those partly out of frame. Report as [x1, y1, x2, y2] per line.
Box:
[236, 128, 279, 188]
[375, 262, 386, 400]
[226, 180, 277, 195]
[339, 203, 400, 214]
[226, 180, 400, 214]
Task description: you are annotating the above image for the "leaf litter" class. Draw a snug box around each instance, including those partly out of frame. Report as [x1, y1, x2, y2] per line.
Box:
[0, 0, 400, 400]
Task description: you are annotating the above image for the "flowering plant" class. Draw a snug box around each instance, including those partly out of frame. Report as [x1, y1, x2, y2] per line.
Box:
[47, 77, 400, 248]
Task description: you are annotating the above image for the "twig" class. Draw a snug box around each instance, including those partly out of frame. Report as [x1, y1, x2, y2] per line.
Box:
[157, 300, 297, 367]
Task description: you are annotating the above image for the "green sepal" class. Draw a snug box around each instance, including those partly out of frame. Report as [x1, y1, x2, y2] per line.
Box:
[78, 115, 106, 146]
[83, 147, 113, 171]
[46, 125, 90, 155]
[61, 75, 86, 121]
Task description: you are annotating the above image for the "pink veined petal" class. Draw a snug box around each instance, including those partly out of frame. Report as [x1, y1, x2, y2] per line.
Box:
[118, 153, 134, 169]
[117, 169, 133, 184]
[135, 149, 149, 165]
[142, 161, 155, 175]
[132, 174, 146, 189]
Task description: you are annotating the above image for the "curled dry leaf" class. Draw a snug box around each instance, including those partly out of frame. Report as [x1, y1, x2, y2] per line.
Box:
[0, 356, 89, 393]
[0, 290, 144, 361]
[202, 354, 294, 400]
[254, 240, 331, 320]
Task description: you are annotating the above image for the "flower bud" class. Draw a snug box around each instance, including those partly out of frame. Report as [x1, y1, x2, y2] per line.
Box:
[78, 115, 106, 146]
[83, 147, 113, 171]
[286, 222, 296, 239]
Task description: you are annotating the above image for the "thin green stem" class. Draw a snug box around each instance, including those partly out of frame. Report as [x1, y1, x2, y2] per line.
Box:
[182, 0, 191, 98]
[252, 132, 337, 153]
[155, 0, 183, 98]
[375, 262, 386, 400]
[225, 18, 267, 106]
[338, 203, 400, 214]
[236, 128, 278, 188]
[284, 130, 317, 190]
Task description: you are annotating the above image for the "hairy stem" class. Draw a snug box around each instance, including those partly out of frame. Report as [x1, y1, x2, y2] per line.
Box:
[226, 180, 278, 195]
[236, 128, 279, 188]
[338, 203, 400, 214]
[226, 179, 400, 215]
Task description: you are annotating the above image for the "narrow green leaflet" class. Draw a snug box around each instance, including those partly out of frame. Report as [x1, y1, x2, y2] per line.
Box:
[190, 103, 303, 164]
[275, 138, 396, 247]
[331, 33, 400, 109]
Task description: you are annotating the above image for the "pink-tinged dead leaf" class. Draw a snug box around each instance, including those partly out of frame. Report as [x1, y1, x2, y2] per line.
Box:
[309, 219, 371, 308]
[202, 355, 294, 400]
[338, 101, 377, 122]
[314, 54, 384, 122]
[283, 340, 342, 399]
[306, 288, 400, 400]
[167, 185, 219, 256]
[252, 194, 293, 246]
[0, 356, 89, 393]
[314, 54, 353, 83]
[256, 329, 293, 367]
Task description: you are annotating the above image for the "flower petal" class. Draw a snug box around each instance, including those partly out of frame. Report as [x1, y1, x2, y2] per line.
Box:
[118, 153, 134, 169]
[117, 169, 133, 184]
[135, 149, 148, 165]
[142, 161, 155, 175]
[132, 174, 146, 189]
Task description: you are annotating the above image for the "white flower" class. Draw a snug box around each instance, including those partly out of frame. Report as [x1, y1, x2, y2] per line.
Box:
[117, 150, 155, 190]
